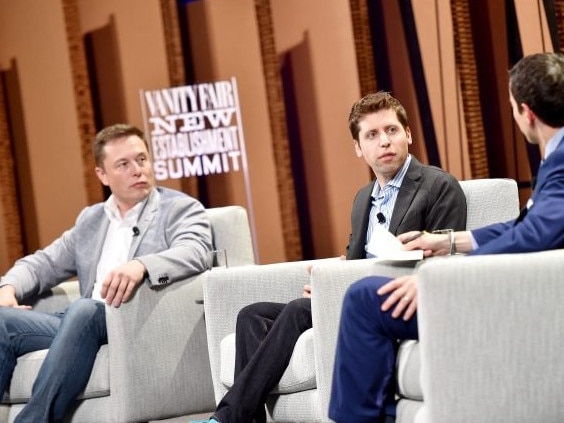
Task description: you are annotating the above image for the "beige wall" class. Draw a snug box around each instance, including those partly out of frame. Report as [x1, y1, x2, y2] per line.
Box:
[0, 1, 86, 253]
[0, 0, 557, 272]
[186, 0, 368, 259]
[271, 0, 367, 256]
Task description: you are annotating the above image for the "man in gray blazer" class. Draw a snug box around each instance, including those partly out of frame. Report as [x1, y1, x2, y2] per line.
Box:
[0, 124, 212, 422]
[192, 92, 466, 423]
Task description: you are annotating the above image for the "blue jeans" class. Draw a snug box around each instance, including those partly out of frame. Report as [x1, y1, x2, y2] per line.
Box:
[0, 298, 107, 423]
[329, 276, 419, 423]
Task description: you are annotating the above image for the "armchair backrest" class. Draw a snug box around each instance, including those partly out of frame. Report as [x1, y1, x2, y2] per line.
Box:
[459, 178, 520, 230]
[206, 206, 256, 267]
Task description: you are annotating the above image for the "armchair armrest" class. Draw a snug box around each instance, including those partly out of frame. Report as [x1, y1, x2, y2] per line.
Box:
[417, 250, 564, 423]
[103, 273, 215, 422]
[23, 281, 80, 313]
[203, 257, 418, 414]
[203, 259, 335, 402]
[310, 259, 418, 421]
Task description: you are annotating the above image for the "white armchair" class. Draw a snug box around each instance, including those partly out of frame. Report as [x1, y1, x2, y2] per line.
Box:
[203, 178, 520, 422]
[1, 206, 255, 423]
[416, 249, 564, 423]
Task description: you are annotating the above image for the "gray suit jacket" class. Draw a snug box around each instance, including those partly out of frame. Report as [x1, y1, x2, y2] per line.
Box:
[346, 157, 467, 259]
[1, 187, 212, 300]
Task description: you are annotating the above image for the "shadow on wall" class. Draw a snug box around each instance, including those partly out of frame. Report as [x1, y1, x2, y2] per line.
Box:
[281, 33, 335, 259]
[83, 15, 129, 201]
[1, 59, 35, 256]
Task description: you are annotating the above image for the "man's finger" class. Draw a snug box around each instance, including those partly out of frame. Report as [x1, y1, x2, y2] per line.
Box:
[120, 281, 137, 304]
[104, 276, 121, 305]
[376, 279, 399, 295]
[402, 300, 417, 321]
[111, 279, 132, 307]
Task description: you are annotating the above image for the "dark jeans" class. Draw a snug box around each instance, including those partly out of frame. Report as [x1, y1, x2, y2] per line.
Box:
[214, 297, 312, 423]
[0, 298, 107, 423]
[329, 276, 418, 423]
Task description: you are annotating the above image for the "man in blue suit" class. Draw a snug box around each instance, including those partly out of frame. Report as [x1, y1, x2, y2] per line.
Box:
[0, 124, 212, 422]
[329, 51, 564, 423]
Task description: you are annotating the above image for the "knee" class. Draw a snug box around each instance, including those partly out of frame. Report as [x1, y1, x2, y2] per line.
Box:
[236, 302, 263, 326]
[64, 298, 105, 323]
[284, 297, 311, 317]
[0, 308, 25, 336]
[59, 299, 106, 341]
[344, 276, 392, 311]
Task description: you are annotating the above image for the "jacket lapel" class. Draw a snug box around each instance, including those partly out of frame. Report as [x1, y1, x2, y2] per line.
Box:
[128, 188, 159, 259]
[388, 158, 422, 234]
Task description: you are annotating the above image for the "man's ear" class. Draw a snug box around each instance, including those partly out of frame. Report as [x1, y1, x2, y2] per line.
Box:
[95, 167, 109, 186]
[521, 103, 536, 125]
[353, 140, 363, 158]
[405, 126, 412, 144]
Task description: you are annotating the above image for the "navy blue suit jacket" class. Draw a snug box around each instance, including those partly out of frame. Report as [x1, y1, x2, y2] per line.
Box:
[471, 136, 564, 255]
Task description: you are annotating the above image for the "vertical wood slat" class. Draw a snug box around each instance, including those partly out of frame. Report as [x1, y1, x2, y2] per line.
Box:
[450, 0, 489, 178]
[0, 76, 24, 264]
[159, 0, 199, 198]
[350, 0, 378, 96]
[555, 0, 564, 51]
[254, 0, 302, 261]
[61, 0, 103, 204]
[349, 0, 378, 181]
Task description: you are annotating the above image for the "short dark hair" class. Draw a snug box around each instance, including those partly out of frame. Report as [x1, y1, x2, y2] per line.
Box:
[93, 124, 147, 167]
[348, 92, 409, 141]
[509, 52, 564, 127]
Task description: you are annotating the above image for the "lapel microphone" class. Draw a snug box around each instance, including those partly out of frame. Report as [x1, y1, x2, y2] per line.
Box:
[132, 226, 140, 237]
[376, 212, 386, 224]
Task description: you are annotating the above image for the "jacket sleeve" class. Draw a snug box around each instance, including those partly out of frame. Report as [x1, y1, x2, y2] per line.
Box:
[134, 195, 212, 287]
[423, 172, 467, 232]
[0, 211, 85, 300]
[470, 161, 564, 255]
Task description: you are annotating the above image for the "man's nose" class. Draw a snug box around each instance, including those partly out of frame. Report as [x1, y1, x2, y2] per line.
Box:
[130, 161, 142, 175]
[378, 133, 390, 146]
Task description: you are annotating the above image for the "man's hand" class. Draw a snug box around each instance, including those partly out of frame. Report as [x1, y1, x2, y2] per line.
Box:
[100, 260, 146, 308]
[377, 274, 418, 320]
[0, 285, 31, 309]
[398, 231, 451, 257]
[302, 284, 312, 298]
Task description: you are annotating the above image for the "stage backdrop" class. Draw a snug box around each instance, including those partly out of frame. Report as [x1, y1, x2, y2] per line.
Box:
[140, 77, 257, 255]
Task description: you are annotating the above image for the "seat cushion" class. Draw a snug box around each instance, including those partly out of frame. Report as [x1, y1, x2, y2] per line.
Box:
[397, 340, 422, 401]
[3, 345, 110, 404]
[220, 331, 422, 400]
[220, 328, 316, 394]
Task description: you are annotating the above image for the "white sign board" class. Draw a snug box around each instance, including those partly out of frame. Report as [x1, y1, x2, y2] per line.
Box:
[140, 77, 257, 258]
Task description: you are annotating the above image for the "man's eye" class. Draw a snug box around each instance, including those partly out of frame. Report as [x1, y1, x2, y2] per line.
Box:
[117, 162, 129, 170]
[387, 127, 398, 135]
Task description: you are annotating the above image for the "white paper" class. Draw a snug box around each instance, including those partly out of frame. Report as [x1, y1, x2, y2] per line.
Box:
[366, 226, 424, 261]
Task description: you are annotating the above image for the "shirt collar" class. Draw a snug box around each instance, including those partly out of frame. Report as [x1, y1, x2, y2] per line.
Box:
[103, 195, 146, 226]
[544, 127, 564, 160]
[371, 154, 412, 197]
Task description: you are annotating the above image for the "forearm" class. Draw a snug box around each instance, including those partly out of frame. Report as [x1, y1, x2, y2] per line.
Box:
[453, 231, 474, 254]
[430, 230, 474, 255]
